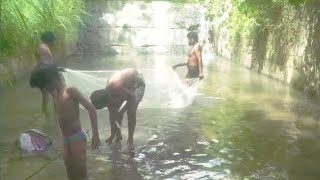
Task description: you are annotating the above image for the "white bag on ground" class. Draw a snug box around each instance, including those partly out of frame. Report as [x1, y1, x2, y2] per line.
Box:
[18, 129, 53, 153]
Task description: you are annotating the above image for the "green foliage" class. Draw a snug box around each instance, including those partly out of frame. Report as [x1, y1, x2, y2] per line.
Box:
[187, 24, 200, 31]
[196, 0, 320, 94]
[0, 0, 86, 58]
[193, 0, 229, 21]
[194, 0, 316, 71]
[288, 0, 317, 6]
[227, 7, 254, 46]
[142, 0, 191, 3]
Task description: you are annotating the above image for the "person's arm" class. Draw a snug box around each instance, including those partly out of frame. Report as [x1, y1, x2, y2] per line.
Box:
[196, 44, 204, 80]
[105, 107, 118, 144]
[172, 63, 187, 70]
[68, 87, 100, 150]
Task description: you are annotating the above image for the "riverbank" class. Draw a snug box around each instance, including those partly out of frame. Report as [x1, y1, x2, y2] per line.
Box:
[202, 0, 320, 97]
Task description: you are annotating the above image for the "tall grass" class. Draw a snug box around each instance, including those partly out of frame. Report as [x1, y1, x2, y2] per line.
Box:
[0, 0, 87, 84]
[0, 0, 86, 60]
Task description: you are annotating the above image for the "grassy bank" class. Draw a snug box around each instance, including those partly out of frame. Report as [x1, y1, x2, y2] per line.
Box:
[0, 0, 87, 85]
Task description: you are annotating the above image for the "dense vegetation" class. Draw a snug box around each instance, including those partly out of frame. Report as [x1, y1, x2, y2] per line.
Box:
[194, 0, 320, 96]
[0, 0, 86, 83]
[1, 0, 320, 95]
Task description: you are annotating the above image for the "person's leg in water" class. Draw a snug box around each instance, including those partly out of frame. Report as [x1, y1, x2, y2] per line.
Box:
[106, 107, 122, 144]
[127, 101, 139, 157]
[50, 89, 58, 119]
[106, 96, 127, 144]
[63, 144, 72, 179]
[127, 102, 138, 145]
[63, 131, 88, 180]
[127, 76, 145, 145]
[41, 88, 49, 116]
[41, 89, 59, 119]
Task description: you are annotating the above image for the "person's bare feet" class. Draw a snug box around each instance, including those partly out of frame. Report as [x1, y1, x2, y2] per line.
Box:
[127, 140, 135, 157]
[116, 135, 123, 143]
[105, 135, 115, 144]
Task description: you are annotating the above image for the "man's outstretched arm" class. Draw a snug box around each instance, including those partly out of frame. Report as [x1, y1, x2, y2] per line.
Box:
[172, 63, 187, 70]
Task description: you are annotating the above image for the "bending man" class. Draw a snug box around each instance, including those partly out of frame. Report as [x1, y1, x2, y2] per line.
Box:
[90, 68, 145, 145]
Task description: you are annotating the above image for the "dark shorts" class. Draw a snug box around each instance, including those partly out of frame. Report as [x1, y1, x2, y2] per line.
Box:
[186, 66, 199, 78]
[29, 63, 57, 89]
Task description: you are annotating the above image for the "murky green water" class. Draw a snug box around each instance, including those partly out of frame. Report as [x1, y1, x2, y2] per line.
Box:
[1, 55, 320, 180]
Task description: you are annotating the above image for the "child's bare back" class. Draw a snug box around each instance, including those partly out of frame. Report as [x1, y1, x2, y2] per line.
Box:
[56, 87, 82, 137]
[58, 87, 100, 179]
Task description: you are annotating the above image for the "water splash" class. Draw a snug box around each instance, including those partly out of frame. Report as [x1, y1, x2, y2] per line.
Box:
[181, 171, 226, 180]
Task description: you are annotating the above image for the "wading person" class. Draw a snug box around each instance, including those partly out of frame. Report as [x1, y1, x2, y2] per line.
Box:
[36, 66, 100, 180]
[172, 31, 204, 80]
[29, 31, 57, 117]
[90, 68, 145, 146]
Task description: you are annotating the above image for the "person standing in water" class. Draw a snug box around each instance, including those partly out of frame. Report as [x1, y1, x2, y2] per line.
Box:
[90, 68, 145, 146]
[172, 31, 204, 80]
[37, 66, 101, 180]
[29, 31, 56, 117]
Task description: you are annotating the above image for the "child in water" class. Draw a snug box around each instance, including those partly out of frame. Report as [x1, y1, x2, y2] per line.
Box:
[29, 31, 56, 117]
[35, 66, 100, 179]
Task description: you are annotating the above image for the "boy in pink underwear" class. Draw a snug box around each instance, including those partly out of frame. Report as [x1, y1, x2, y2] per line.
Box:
[39, 66, 100, 179]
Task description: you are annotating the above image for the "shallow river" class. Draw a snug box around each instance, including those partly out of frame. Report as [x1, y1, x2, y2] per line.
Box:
[1, 54, 320, 180]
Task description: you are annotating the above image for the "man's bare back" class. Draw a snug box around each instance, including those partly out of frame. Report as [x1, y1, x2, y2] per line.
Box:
[107, 68, 138, 98]
[90, 68, 145, 145]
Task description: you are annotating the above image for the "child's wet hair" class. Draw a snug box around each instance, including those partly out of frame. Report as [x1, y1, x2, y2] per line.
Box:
[187, 31, 198, 41]
[41, 31, 55, 43]
[90, 89, 110, 109]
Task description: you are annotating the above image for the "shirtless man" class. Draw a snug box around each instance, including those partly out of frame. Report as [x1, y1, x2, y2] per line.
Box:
[39, 66, 101, 180]
[172, 32, 204, 80]
[90, 68, 145, 145]
[29, 31, 56, 117]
